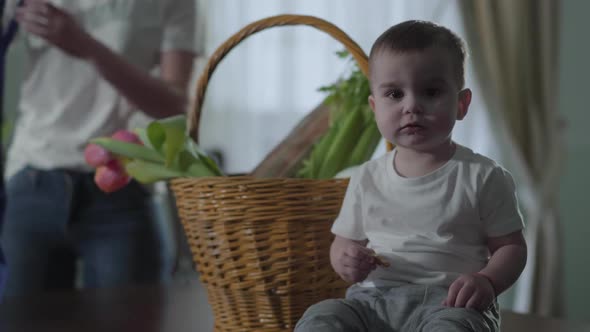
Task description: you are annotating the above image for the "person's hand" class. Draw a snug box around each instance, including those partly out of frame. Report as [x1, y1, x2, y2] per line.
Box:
[330, 237, 379, 283]
[16, 0, 96, 58]
[443, 273, 495, 311]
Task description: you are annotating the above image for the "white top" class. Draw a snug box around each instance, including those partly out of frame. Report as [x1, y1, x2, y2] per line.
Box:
[332, 144, 524, 288]
[4, 0, 202, 179]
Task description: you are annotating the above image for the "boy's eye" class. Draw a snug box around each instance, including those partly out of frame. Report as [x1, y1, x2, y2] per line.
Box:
[425, 88, 442, 97]
[388, 89, 404, 100]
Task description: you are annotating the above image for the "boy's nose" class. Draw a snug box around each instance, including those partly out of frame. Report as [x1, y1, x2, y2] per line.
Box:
[403, 96, 423, 114]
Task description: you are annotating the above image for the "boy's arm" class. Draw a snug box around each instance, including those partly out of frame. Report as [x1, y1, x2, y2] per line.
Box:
[444, 230, 526, 310]
[479, 230, 527, 296]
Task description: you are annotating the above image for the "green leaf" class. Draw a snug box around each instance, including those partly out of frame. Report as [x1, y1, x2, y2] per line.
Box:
[133, 128, 154, 149]
[90, 138, 164, 163]
[185, 139, 224, 176]
[176, 150, 199, 172]
[125, 159, 185, 184]
[335, 50, 349, 59]
[186, 161, 220, 177]
[145, 123, 166, 151]
[124, 152, 221, 184]
[146, 115, 187, 167]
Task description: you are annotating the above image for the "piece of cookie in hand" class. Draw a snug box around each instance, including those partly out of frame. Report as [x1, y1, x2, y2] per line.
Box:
[372, 253, 390, 267]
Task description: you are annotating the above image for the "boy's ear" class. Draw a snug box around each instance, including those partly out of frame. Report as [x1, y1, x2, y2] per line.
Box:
[457, 88, 471, 120]
[368, 95, 376, 113]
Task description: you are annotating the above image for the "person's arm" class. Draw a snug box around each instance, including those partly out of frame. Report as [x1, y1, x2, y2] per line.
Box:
[16, 0, 195, 119]
[86, 43, 194, 118]
[479, 230, 527, 295]
[444, 230, 527, 310]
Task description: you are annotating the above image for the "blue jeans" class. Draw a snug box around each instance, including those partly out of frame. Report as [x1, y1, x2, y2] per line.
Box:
[0, 167, 163, 298]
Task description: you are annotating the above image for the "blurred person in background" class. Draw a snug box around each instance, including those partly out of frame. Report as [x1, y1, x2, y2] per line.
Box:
[0, 0, 200, 298]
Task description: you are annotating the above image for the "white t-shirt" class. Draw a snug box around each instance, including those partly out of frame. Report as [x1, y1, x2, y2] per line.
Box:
[332, 144, 524, 288]
[4, 0, 202, 179]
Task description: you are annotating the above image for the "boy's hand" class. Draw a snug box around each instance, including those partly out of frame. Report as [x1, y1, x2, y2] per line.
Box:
[330, 236, 380, 283]
[443, 273, 495, 311]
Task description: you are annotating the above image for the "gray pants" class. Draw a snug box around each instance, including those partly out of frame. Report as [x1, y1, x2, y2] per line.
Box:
[295, 284, 499, 332]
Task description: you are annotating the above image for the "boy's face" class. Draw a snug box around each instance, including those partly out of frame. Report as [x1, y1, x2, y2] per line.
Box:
[368, 48, 471, 153]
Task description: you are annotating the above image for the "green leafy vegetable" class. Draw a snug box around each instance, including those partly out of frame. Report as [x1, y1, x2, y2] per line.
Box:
[91, 114, 224, 183]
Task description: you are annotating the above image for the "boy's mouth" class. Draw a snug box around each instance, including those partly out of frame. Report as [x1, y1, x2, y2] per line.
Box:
[399, 123, 426, 135]
[400, 123, 425, 130]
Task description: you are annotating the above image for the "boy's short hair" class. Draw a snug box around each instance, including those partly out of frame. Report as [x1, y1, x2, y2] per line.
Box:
[369, 20, 467, 88]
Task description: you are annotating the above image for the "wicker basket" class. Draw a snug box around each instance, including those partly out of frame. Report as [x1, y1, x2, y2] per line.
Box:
[170, 15, 371, 332]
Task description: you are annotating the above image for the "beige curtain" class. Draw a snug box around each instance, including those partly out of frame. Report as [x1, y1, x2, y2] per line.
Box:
[458, 0, 563, 317]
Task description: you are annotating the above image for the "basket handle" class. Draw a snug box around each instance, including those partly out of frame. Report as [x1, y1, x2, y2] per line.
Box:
[188, 14, 394, 151]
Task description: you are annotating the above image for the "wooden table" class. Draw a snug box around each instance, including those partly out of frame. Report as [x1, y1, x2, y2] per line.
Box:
[0, 281, 588, 332]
